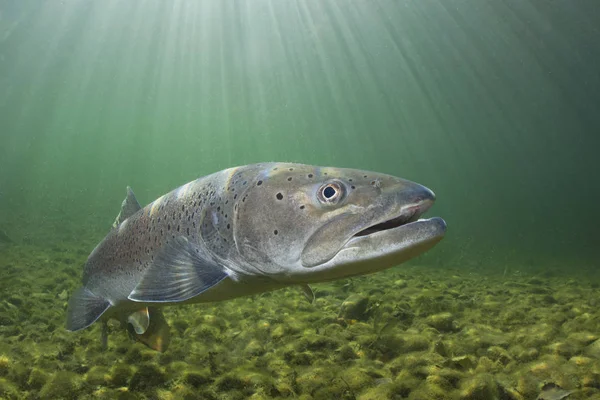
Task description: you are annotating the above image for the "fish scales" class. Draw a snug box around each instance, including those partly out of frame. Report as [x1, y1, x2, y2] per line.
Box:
[67, 162, 446, 351]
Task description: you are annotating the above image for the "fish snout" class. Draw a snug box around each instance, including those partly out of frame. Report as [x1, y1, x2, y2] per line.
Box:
[392, 181, 436, 217]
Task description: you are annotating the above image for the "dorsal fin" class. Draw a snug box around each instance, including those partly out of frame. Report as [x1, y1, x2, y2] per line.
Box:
[113, 186, 141, 228]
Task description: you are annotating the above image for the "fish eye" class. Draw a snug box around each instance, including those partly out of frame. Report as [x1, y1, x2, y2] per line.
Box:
[317, 181, 344, 204]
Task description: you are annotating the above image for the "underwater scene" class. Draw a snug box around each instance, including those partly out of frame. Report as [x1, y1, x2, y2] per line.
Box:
[0, 1, 599, 399]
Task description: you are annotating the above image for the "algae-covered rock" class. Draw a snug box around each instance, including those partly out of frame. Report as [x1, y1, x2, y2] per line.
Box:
[182, 368, 212, 388]
[459, 373, 499, 399]
[358, 384, 393, 400]
[215, 372, 246, 392]
[426, 312, 456, 332]
[340, 367, 374, 392]
[449, 355, 477, 371]
[27, 367, 49, 390]
[487, 346, 513, 365]
[0, 377, 19, 399]
[394, 279, 408, 289]
[110, 363, 134, 387]
[336, 344, 358, 361]
[296, 366, 335, 395]
[0, 354, 10, 376]
[244, 339, 266, 357]
[39, 371, 83, 399]
[586, 339, 600, 360]
[85, 365, 111, 386]
[408, 377, 450, 399]
[339, 294, 371, 321]
[129, 363, 167, 391]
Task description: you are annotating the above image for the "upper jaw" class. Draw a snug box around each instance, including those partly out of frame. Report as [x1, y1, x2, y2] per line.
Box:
[351, 187, 436, 239]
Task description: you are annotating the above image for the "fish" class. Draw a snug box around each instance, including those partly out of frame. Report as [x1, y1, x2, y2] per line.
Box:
[66, 162, 446, 351]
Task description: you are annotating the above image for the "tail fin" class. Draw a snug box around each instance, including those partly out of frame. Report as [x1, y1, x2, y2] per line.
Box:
[66, 287, 111, 331]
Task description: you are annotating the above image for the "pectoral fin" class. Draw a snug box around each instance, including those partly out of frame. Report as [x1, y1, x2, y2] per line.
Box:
[128, 307, 171, 352]
[299, 284, 315, 304]
[128, 236, 229, 303]
[127, 308, 150, 334]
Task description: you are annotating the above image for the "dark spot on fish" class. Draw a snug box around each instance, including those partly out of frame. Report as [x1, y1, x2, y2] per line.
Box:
[227, 223, 230, 229]
[274, 230, 278, 235]
[287, 177, 292, 181]
[182, 205, 185, 211]
[276, 193, 283, 200]
[167, 224, 171, 231]
[257, 180, 263, 186]
[348, 178, 353, 182]
[217, 206, 221, 211]
[351, 185, 356, 189]
[289, 168, 294, 171]
[158, 217, 161, 222]
[186, 227, 189, 235]
[177, 225, 180, 232]
[364, 175, 368, 178]
[308, 174, 313, 178]
[243, 181, 247, 185]
[300, 205, 305, 209]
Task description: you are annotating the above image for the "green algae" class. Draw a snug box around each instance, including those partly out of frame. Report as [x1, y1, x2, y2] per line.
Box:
[2, 241, 600, 399]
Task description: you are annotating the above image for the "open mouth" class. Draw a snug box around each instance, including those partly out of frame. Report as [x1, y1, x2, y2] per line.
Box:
[352, 205, 424, 238]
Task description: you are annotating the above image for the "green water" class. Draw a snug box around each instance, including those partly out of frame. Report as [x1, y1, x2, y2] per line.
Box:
[1, 1, 599, 399]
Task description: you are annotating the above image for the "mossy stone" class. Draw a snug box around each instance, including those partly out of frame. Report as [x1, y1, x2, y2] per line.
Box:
[339, 294, 371, 321]
[244, 339, 265, 357]
[85, 366, 111, 386]
[0, 377, 19, 399]
[0, 355, 10, 376]
[215, 372, 247, 392]
[340, 367, 373, 391]
[336, 344, 358, 361]
[27, 367, 49, 390]
[182, 368, 212, 388]
[296, 367, 334, 395]
[129, 363, 167, 391]
[425, 313, 456, 332]
[586, 339, 600, 360]
[39, 371, 83, 399]
[487, 346, 513, 365]
[110, 363, 134, 387]
[459, 373, 499, 400]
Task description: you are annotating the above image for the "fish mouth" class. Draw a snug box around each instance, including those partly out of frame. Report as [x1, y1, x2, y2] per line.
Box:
[352, 206, 424, 238]
[351, 198, 433, 239]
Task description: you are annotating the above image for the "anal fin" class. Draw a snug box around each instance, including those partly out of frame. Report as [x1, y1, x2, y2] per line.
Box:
[66, 287, 111, 331]
[299, 284, 315, 304]
[128, 236, 228, 303]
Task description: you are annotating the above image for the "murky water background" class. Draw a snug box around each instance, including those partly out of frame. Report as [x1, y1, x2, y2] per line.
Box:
[0, 1, 599, 399]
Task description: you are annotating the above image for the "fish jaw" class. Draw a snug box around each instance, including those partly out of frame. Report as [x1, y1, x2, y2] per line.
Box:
[290, 217, 446, 283]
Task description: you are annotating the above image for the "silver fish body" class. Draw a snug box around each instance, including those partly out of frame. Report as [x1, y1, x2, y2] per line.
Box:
[66, 163, 446, 351]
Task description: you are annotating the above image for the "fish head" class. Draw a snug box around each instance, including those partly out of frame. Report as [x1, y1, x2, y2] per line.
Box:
[235, 163, 446, 283]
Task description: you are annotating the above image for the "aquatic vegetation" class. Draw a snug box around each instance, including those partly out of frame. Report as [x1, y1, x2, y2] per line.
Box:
[2, 241, 600, 399]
